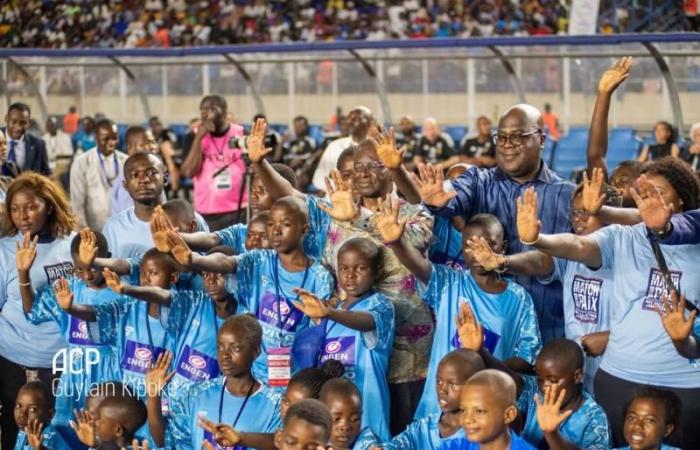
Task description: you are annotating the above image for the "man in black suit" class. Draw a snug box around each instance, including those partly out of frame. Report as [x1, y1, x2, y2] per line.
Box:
[2, 103, 50, 177]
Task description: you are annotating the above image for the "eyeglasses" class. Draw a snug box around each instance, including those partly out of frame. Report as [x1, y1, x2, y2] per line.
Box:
[354, 162, 386, 173]
[491, 129, 541, 146]
[571, 208, 592, 220]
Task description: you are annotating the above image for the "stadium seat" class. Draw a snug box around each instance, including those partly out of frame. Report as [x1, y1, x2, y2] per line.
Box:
[117, 123, 129, 152]
[268, 123, 288, 135]
[445, 126, 468, 147]
[607, 128, 642, 170]
[551, 129, 589, 180]
[542, 136, 557, 167]
[308, 125, 325, 144]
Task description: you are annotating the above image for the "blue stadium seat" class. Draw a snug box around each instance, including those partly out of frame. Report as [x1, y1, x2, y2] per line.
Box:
[269, 123, 288, 135]
[445, 126, 468, 147]
[542, 136, 557, 167]
[551, 130, 588, 180]
[564, 126, 589, 141]
[308, 125, 325, 144]
[607, 129, 642, 170]
[117, 123, 129, 152]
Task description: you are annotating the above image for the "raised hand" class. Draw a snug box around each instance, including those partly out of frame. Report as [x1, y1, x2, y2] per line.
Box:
[16, 232, 38, 274]
[657, 290, 697, 342]
[376, 194, 407, 244]
[293, 289, 330, 320]
[26, 418, 44, 450]
[516, 187, 541, 244]
[247, 117, 273, 163]
[372, 126, 404, 169]
[409, 163, 457, 208]
[199, 416, 241, 447]
[121, 438, 150, 450]
[455, 302, 483, 352]
[151, 206, 177, 253]
[318, 169, 360, 222]
[103, 268, 124, 294]
[78, 228, 98, 267]
[465, 236, 506, 272]
[146, 351, 175, 398]
[581, 167, 606, 215]
[54, 278, 74, 311]
[202, 440, 216, 450]
[598, 56, 633, 95]
[631, 174, 674, 232]
[71, 409, 96, 447]
[535, 386, 572, 433]
[166, 230, 193, 266]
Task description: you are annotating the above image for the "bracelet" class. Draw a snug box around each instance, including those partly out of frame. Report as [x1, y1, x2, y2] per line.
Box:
[648, 222, 672, 238]
[519, 236, 539, 246]
[19, 281, 31, 287]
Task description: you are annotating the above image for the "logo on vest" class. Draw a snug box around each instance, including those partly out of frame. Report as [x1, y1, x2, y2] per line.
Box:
[44, 262, 74, 284]
[176, 345, 219, 382]
[643, 268, 681, 311]
[571, 275, 602, 324]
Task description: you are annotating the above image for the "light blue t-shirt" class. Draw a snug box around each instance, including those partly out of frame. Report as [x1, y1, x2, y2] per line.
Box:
[0, 233, 75, 368]
[26, 277, 121, 425]
[353, 427, 381, 450]
[215, 223, 248, 254]
[103, 207, 209, 259]
[306, 196, 333, 258]
[382, 412, 465, 450]
[590, 223, 700, 388]
[236, 250, 334, 383]
[540, 257, 616, 393]
[519, 376, 611, 449]
[438, 430, 536, 450]
[88, 297, 171, 398]
[14, 425, 70, 450]
[615, 446, 681, 450]
[415, 264, 542, 419]
[161, 290, 245, 405]
[429, 216, 465, 269]
[169, 376, 281, 450]
[126, 253, 205, 298]
[319, 291, 394, 441]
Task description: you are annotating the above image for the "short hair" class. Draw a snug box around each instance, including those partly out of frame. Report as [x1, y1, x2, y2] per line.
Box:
[8, 102, 30, 116]
[207, 245, 236, 256]
[71, 231, 109, 259]
[289, 360, 345, 399]
[284, 399, 332, 441]
[141, 247, 178, 274]
[537, 338, 584, 373]
[625, 385, 682, 428]
[338, 237, 383, 275]
[88, 381, 130, 401]
[337, 146, 357, 169]
[220, 314, 262, 348]
[95, 118, 114, 133]
[125, 126, 147, 146]
[573, 182, 622, 208]
[19, 381, 54, 411]
[124, 152, 166, 176]
[162, 199, 195, 227]
[271, 196, 309, 226]
[465, 369, 516, 407]
[293, 115, 309, 125]
[98, 395, 148, 436]
[464, 213, 504, 241]
[439, 349, 486, 376]
[613, 160, 643, 177]
[642, 157, 700, 211]
[319, 378, 361, 408]
[201, 95, 227, 112]
[270, 163, 298, 189]
[249, 211, 271, 227]
[253, 113, 266, 122]
[4, 172, 77, 238]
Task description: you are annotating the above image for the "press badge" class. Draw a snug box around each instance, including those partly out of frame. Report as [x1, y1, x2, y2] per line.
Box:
[214, 167, 232, 190]
[268, 347, 291, 387]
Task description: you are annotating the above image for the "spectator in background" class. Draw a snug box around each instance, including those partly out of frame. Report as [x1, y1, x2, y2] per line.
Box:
[179, 117, 202, 164]
[148, 115, 180, 192]
[180, 95, 246, 231]
[253, 113, 283, 162]
[283, 115, 318, 191]
[1, 102, 50, 176]
[70, 119, 128, 230]
[542, 102, 560, 140]
[62, 106, 79, 135]
[458, 116, 496, 167]
[414, 117, 453, 165]
[42, 116, 73, 183]
[686, 121, 700, 171]
[396, 115, 420, 170]
[312, 106, 373, 192]
[638, 121, 681, 162]
[72, 117, 96, 154]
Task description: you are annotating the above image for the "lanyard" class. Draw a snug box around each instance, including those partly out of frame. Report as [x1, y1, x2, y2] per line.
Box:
[210, 132, 229, 159]
[218, 378, 255, 427]
[325, 289, 375, 337]
[273, 256, 310, 333]
[96, 149, 119, 187]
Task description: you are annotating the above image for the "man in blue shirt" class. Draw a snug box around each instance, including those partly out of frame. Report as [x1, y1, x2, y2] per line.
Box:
[414, 104, 575, 342]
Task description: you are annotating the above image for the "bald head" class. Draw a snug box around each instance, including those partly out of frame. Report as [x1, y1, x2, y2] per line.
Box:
[494, 103, 545, 182]
[464, 369, 516, 407]
[499, 104, 543, 131]
[439, 349, 485, 380]
[423, 117, 440, 141]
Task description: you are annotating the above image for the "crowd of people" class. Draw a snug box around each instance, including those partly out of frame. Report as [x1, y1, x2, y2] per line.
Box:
[0, 56, 698, 450]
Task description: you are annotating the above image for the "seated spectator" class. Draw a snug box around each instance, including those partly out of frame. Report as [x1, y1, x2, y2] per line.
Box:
[638, 121, 681, 162]
[415, 118, 454, 165]
[283, 115, 318, 191]
[396, 116, 420, 170]
[458, 116, 496, 167]
[685, 122, 700, 171]
[42, 116, 73, 182]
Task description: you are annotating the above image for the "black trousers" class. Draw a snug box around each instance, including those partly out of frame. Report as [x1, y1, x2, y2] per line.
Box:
[594, 369, 700, 449]
[0, 354, 58, 450]
[389, 379, 426, 437]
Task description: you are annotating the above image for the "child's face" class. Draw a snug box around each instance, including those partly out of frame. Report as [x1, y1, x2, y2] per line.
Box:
[436, 359, 479, 413]
[623, 398, 673, 450]
[571, 194, 603, 236]
[94, 405, 121, 444]
[535, 357, 582, 408]
[462, 224, 504, 276]
[324, 393, 362, 449]
[217, 325, 258, 377]
[250, 177, 273, 215]
[460, 385, 513, 445]
[275, 416, 329, 450]
[203, 272, 228, 302]
[268, 204, 307, 253]
[139, 257, 177, 289]
[611, 167, 636, 207]
[245, 218, 270, 250]
[13, 389, 52, 431]
[123, 158, 164, 204]
[73, 257, 105, 286]
[337, 246, 377, 300]
[281, 384, 310, 420]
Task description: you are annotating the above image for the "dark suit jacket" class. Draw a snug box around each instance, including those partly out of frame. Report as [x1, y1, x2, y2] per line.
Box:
[1, 128, 50, 176]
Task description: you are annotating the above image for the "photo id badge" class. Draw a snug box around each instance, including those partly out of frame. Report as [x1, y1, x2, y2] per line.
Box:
[214, 167, 232, 190]
[268, 347, 291, 387]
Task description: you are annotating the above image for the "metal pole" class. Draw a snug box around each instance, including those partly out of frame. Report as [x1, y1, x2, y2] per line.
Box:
[487, 46, 526, 103]
[222, 54, 265, 116]
[108, 57, 152, 121]
[643, 42, 685, 137]
[348, 49, 393, 124]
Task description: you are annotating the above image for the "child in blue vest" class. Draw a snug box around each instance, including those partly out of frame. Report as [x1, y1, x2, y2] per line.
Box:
[165, 195, 334, 385]
[614, 386, 683, 450]
[294, 237, 394, 441]
[320, 378, 380, 450]
[17, 231, 121, 431]
[13, 382, 70, 450]
[380, 349, 485, 450]
[274, 399, 333, 450]
[375, 195, 541, 419]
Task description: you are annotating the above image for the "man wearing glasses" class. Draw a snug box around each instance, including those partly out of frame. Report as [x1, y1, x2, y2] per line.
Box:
[419, 104, 575, 343]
